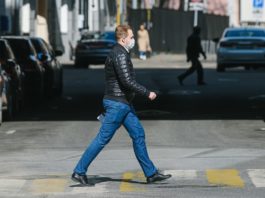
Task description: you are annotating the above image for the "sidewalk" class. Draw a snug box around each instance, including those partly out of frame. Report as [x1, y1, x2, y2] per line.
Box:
[132, 53, 217, 68]
[60, 53, 217, 69]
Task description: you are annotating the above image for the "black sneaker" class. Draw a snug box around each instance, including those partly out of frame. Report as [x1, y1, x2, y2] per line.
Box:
[178, 76, 184, 86]
[147, 171, 172, 184]
[71, 173, 92, 186]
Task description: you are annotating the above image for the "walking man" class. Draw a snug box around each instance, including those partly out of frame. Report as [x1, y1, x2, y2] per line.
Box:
[71, 25, 171, 185]
[178, 26, 207, 85]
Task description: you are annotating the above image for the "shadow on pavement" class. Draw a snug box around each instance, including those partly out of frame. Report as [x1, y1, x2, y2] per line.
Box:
[69, 175, 147, 187]
[10, 66, 265, 122]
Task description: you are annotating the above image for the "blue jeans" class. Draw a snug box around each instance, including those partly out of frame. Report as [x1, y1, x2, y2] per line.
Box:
[74, 99, 157, 177]
[139, 51, 146, 56]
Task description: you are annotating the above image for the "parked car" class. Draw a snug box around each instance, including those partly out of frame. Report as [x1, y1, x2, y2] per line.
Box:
[74, 31, 116, 67]
[2, 36, 45, 100]
[216, 27, 265, 72]
[0, 64, 4, 125]
[30, 37, 63, 96]
[0, 39, 24, 119]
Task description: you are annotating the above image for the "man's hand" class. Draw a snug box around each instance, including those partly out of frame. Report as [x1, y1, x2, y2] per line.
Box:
[149, 92, 157, 101]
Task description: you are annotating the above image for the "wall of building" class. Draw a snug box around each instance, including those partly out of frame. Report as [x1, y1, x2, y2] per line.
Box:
[0, 0, 107, 62]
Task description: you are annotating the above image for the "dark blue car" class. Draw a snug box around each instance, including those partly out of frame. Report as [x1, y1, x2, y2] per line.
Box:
[74, 31, 116, 68]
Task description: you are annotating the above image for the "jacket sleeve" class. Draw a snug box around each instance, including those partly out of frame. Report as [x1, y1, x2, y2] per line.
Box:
[113, 52, 150, 97]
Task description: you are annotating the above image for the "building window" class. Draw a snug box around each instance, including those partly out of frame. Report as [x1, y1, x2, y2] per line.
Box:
[21, 3, 30, 34]
[60, 3, 68, 33]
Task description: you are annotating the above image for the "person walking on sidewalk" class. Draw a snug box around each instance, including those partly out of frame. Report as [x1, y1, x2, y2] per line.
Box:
[71, 25, 171, 186]
[137, 23, 152, 60]
[178, 26, 207, 86]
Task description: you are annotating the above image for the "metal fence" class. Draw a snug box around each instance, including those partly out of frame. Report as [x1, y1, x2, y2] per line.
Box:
[128, 8, 229, 54]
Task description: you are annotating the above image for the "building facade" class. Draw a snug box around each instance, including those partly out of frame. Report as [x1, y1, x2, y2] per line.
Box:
[0, 0, 262, 61]
[0, 0, 116, 61]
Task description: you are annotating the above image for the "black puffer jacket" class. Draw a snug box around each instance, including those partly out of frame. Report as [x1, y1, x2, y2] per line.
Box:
[104, 43, 150, 104]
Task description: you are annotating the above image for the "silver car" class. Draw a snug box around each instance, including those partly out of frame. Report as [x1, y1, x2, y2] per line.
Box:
[217, 27, 265, 72]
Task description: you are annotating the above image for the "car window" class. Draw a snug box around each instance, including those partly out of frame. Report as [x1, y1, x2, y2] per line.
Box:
[31, 39, 47, 54]
[98, 32, 115, 41]
[81, 32, 100, 40]
[42, 40, 54, 55]
[0, 41, 15, 61]
[0, 41, 7, 61]
[6, 39, 35, 60]
[225, 30, 265, 37]
[5, 43, 15, 59]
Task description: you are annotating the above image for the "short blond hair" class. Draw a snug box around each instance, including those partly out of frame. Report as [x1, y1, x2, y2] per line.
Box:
[115, 25, 132, 41]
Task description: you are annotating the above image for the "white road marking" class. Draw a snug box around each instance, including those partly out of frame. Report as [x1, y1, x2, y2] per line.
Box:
[248, 169, 265, 187]
[0, 179, 26, 193]
[64, 96, 73, 101]
[168, 90, 201, 95]
[6, 130, 16, 135]
[248, 95, 265, 100]
[218, 78, 239, 82]
[164, 170, 197, 180]
[72, 183, 108, 193]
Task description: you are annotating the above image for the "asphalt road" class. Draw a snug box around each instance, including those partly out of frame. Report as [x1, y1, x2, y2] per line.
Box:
[0, 55, 265, 198]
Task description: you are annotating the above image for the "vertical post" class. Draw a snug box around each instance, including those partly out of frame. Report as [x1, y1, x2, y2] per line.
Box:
[105, 0, 110, 29]
[116, 0, 120, 25]
[184, 0, 189, 11]
[132, 0, 138, 9]
[194, 9, 198, 27]
[21, 2, 30, 34]
[147, 9, 151, 29]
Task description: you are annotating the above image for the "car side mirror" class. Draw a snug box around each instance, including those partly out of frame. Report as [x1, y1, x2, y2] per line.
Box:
[54, 50, 63, 56]
[6, 59, 16, 68]
[40, 54, 48, 62]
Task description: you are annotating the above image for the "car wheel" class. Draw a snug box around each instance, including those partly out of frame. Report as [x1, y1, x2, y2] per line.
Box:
[11, 90, 19, 115]
[244, 66, 251, 70]
[54, 71, 63, 96]
[13, 88, 24, 115]
[3, 93, 13, 121]
[217, 64, 225, 72]
[0, 97, 2, 125]
[74, 60, 83, 68]
[18, 95, 24, 113]
[19, 83, 26, 111]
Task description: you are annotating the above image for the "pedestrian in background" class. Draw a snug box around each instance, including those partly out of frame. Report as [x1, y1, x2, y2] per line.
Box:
[137, 23, 152, 60]
[178, 26, 207, 86]
[71, 24, 171, 186]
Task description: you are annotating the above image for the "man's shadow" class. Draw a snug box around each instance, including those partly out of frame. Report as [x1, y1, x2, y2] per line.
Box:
[70, 175, 148, 187]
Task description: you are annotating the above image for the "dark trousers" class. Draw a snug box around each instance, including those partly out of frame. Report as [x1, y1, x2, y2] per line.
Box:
[179, 58, 204, 83]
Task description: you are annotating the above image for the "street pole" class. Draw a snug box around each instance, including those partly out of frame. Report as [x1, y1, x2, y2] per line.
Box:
[184, 0, 189, 11]
[105, 0, 110, 29]
[116, 0, 120, 25]
[190, 2, 204, 27]
[194, 9, 198, 27]
[132, 0, 138, 9]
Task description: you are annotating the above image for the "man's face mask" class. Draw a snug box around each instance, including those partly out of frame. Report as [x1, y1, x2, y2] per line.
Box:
[127, 38, 135, 50]
[123, 30, 135, 50]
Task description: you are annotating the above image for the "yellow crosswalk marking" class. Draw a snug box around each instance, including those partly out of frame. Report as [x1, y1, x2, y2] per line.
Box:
[206, 169, 245, 188]
[30, 179, 68, 193]
[120, 171, 146, 192]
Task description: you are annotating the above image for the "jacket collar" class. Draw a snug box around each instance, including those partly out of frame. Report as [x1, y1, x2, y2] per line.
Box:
[116, 43, 130, 54]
